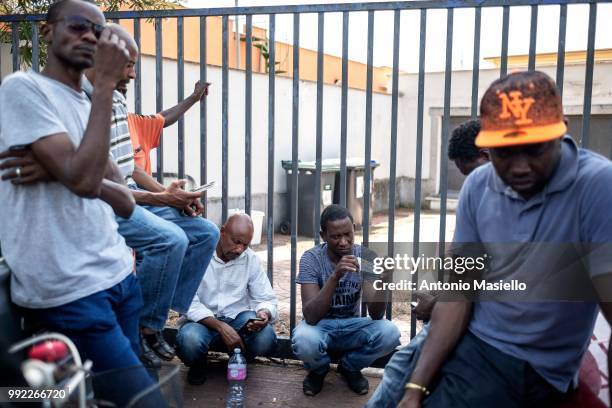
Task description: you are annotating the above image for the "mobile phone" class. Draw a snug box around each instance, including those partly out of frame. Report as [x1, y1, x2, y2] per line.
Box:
[246, 317, 265, 324]
[190, 181, 215, 193]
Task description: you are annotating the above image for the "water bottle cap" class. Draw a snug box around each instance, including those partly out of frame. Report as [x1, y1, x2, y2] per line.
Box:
[234, 348, 241, 354]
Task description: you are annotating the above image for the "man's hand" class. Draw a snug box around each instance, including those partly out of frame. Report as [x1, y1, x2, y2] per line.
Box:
[192, 81, 210, 101]
[398, 390, 422, 408]
[0, 148, 53, 184]
[414, 292, 437, 322]
[331, 255, 359, 281]
[217, 321, 246, 351]
[162, 180, 204, 215]
[94, 28, 131, 87]
[246, 310, 271, 333]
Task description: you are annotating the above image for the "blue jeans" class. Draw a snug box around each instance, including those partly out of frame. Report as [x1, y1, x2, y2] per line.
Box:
[26, 274, 161, 406]
[291, 317, 400, 374]
[176, 311, 278, 366]
[365, 323, 430, 408]
[117, 204, 219, 330]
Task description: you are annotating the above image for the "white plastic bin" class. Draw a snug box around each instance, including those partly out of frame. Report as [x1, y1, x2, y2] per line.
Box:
[228, 209, 265, 245]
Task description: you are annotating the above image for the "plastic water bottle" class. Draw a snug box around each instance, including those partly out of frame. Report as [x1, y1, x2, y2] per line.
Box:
[226, 348, 246, 408]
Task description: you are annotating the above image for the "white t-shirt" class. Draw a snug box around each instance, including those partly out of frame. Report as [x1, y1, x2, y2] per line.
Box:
[0, 71, 133, 308]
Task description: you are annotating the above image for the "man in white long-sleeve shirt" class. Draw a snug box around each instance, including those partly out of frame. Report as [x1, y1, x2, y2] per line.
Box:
[176, 213, 278, 385]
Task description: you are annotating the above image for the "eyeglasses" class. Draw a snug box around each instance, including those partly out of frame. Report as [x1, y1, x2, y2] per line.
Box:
[51, 16, 105, 39]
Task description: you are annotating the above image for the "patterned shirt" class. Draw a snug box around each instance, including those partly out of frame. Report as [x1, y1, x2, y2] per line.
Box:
[81, 76, 135, 179]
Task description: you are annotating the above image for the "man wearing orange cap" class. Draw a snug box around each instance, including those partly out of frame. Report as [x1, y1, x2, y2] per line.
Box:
[392, 71, 612, 408]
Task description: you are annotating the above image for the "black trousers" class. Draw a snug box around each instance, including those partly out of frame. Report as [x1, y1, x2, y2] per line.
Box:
[424, 331, 566, 408]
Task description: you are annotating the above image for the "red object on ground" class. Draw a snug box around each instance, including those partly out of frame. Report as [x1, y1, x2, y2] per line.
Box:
[28, 340, 68, 363]
[559, 351, 606, 408]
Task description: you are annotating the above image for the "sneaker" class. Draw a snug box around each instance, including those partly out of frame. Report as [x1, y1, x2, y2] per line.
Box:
[302, 370, 328, 396]
[186, 366, 207, 385]
[338, 364, 369, 395]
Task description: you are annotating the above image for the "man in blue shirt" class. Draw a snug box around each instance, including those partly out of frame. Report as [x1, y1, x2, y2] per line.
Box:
[292, 205, 400, 397]
[397, 71, 612, 407]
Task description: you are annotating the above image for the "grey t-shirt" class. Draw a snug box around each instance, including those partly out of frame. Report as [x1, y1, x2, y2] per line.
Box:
[297, 243, 364, 319]
[0, 71, 133, 309]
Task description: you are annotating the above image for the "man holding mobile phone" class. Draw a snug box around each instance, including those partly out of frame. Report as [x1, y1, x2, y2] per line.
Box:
[292, 205, 400, 397]
[176, 213, 278, 386]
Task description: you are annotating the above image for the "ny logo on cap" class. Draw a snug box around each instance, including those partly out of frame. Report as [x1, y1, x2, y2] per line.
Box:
[498, 91, 534, 125]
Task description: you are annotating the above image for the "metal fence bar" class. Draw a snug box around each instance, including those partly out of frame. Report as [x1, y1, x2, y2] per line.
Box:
[134, 18, 142, 114]
[31, 22, 39, 72]
[267, 14, 276, 285]
[155, 18, 164, 183]
[411, 8, 427, 339]
[245, 15, 253, 215]
[39, 0, 607, 20]
[363, 10, 374, 247]
[528, 5, 538, 71]
[500, 5, 509, 77]
[11, 23, 19, 72]
[290, 13, 300, 334]
[470, 7, 481, 119]
[177, 17, 185, 180]
[200, 16, 208, 216]
[581, 2, 596, 148]
[1, 1, 610, 23]
[222, 15, 229, 223]
[339, 11, 349, 208]
[438, 7, 453, 268]
[361, 10, 375, 319]
[314, 12, 324, 246]
[556, 4, 567, 96]
[386, 9, 401, 320]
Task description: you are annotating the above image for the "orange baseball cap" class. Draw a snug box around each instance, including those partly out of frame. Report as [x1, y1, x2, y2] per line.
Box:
[475, 71, 567, 148]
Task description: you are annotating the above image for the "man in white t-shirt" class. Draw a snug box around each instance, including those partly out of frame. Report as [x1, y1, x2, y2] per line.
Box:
[0, 1, 159, 405]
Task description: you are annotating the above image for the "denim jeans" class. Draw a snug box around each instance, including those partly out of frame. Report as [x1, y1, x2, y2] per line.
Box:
[26, 274, 162, 406]
[117, 204, 219, 330]
[176, 310, 278, 366]
[291, 317, 400, 374]
[365, 323, 430, 408]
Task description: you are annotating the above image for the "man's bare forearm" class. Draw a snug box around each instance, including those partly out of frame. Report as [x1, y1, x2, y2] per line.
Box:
[105, 158, 126, 185]
[99, 179, 136, 218]
[159, 93, 198, 128]
[132, 166, 165, 193]
[302, 278, 339, 325]
[407, 302, 471, 393]
[131, 190, 172, 206]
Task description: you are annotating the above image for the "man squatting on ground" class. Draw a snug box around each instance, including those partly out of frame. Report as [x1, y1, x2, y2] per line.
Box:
[0, 0, 163, 405]
[0, 19, 220, 369]
[176, 213, 278, 385]
[292, 204, 401, 396]
[370, 71, 612, 408]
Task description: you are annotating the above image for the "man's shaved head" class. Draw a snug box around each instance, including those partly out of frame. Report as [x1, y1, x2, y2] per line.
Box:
[217, 213, 254, 262]
[84, 22, 139, 94]
[106, 23, 138, 55]
[46, 0, 98, 23]
[225, 213, 254, 235]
